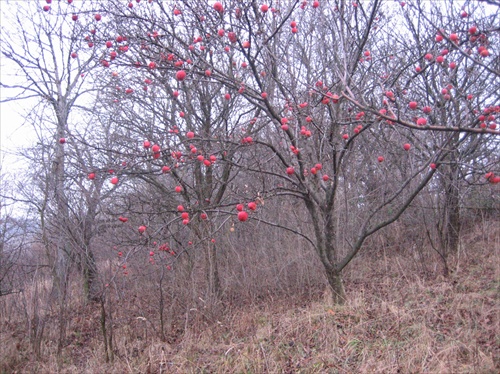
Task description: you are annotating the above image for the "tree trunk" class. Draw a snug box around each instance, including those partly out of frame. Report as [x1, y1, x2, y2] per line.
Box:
[205, 241, 221, 304]
[82, 249, 100, 302]
[325, 268, 346, 305]
[445, 178, 460, 254]
[443, 132, 461, 255]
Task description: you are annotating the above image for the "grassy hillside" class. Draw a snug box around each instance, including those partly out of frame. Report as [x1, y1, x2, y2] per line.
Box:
[1, 225, 498, 373]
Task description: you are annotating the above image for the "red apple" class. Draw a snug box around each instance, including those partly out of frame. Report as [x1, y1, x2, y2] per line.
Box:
[138, 225, 146, 234]
[228, 32, 237, 43]
[403, 143, 411, 151]
[88, 172, 96, 180]
[95, 13, 101, 21]
[286, 167, 295, 175]
[236, 204, 244, 212]
[237, 211, 248, 222]
[175, 186, 182, 193]
[176, 70, 186, 81]
[248, 202, 257, 211]
[200, 213, 208, 220]
[119, 216, 128, 222]
[430, 163, 437, 169]
[322, 175, 329, 181]
[143, 140, 151, 148]
[59, 138, 66, 144]
[177, 205, 184, 212]
[72, 14, 78, 21]
[111, 177, 119, 184]
[409, 101, 418, 110]
[479, 49, 489, 57]
[417, 118, 427, 126]
[186, 131, 195, 139]
[213, 2, 224, 13]
[378, 156, 384, 162]
[43, 5, 50, 12]
[261, 4, 269, 12]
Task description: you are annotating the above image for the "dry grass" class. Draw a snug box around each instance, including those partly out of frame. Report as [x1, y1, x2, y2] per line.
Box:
[1, 226, 498, 373]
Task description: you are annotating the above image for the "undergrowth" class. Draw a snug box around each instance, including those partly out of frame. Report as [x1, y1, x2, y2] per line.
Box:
[1, 228, 498, 374]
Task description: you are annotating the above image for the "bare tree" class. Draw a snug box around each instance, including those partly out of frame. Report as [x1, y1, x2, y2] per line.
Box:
[3, 0, 497, 309]
[79, 0, 500, 304]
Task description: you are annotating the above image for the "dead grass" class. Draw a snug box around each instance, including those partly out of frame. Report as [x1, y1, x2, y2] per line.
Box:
[1, 226, 498, 373]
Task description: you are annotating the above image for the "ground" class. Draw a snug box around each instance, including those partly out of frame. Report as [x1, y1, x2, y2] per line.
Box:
[1, 228, 498, 373]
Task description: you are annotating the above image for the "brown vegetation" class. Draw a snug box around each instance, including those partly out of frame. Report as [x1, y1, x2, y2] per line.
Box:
[1, 221, 498, 373]
[1, 1, 499, 373]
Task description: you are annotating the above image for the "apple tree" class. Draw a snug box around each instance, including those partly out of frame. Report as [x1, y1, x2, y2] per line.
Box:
[82, 0, 500, 305]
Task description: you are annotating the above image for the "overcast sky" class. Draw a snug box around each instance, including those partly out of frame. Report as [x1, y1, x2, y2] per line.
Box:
[0, 2, 33, 172]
